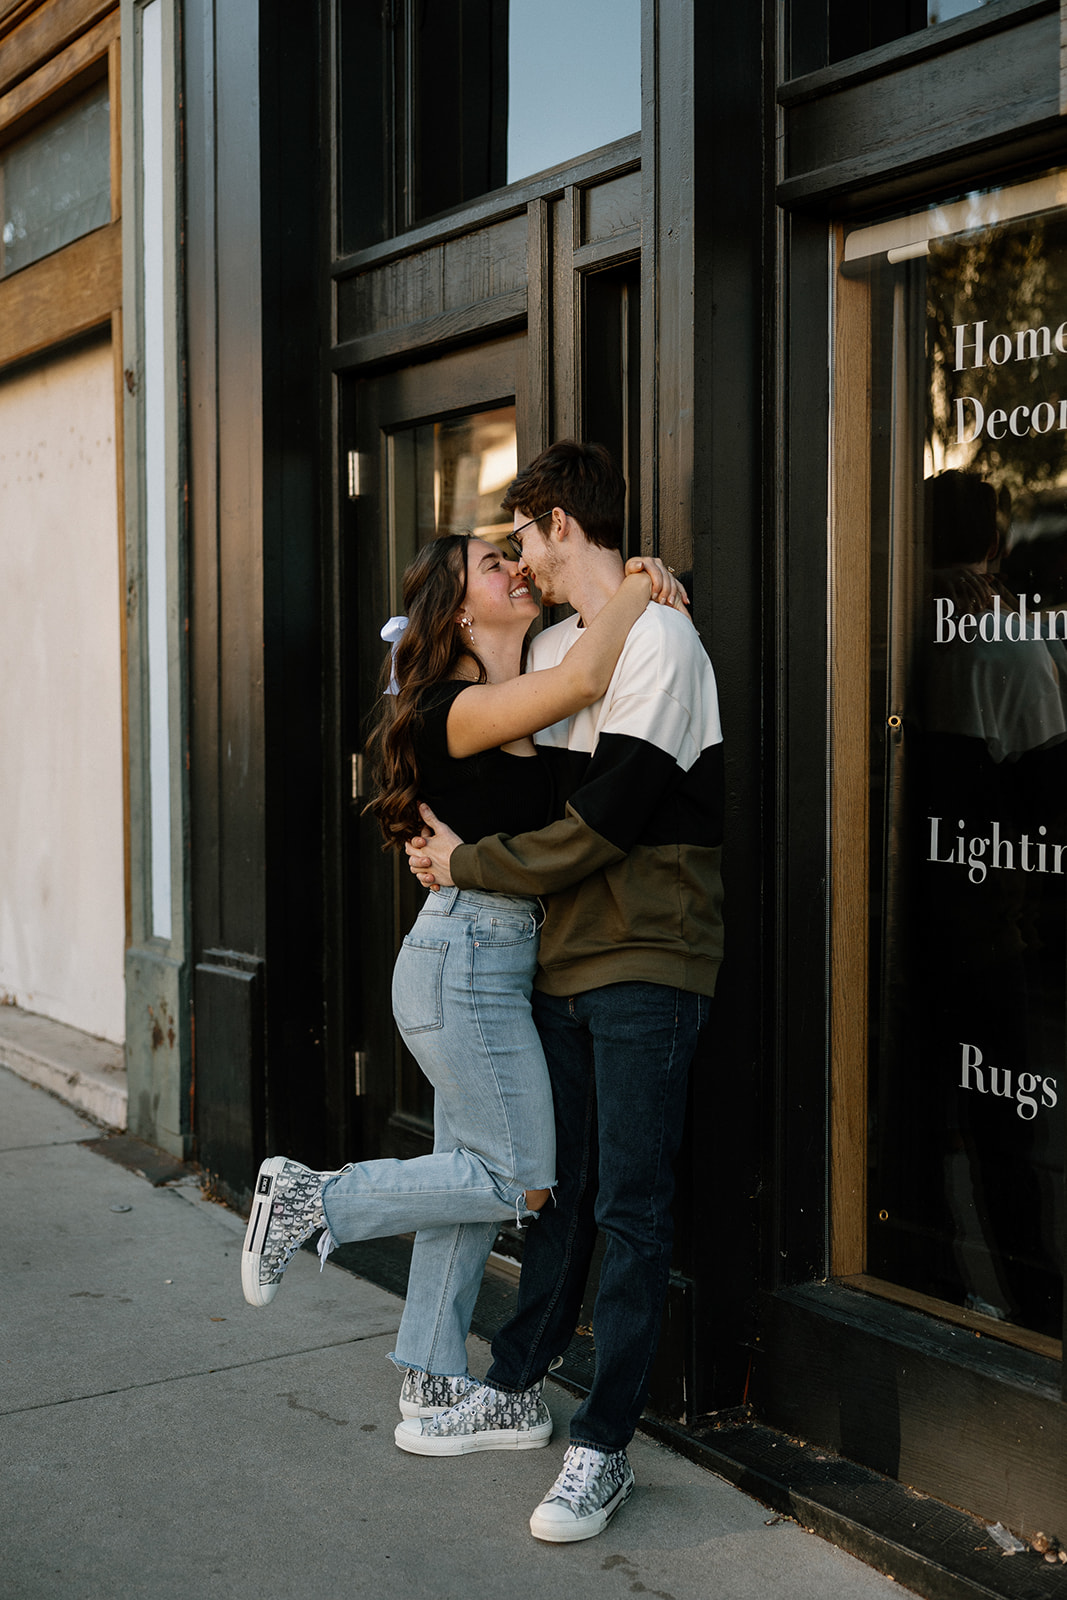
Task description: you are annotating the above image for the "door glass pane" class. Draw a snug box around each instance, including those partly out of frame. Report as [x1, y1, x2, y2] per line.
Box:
[849, 174, 1067, 1341]
[0, 82, 110, 278]
[390, 405, 517, 594]
[387, 404, 517, 1126]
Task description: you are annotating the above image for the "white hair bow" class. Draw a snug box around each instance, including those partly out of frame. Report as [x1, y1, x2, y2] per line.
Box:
[381, 615, 408, 695]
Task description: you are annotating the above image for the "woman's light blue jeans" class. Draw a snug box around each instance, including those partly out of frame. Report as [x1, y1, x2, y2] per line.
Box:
[320, 887, 555, 1379]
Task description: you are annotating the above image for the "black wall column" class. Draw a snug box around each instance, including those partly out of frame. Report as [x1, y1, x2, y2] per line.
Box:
[184, 0, 325, 1198]
[185, 0, 267, 1195]
[643, 0, 770, 1413]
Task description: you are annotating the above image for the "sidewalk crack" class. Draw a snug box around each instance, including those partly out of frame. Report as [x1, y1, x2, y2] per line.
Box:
[0, 1331, 399, 1418]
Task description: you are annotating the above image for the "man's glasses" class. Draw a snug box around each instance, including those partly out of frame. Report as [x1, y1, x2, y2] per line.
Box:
[506, 512, 552, 562]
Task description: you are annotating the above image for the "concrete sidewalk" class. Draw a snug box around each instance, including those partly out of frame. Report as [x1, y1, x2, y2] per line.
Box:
[0, 1065, 909, 1600]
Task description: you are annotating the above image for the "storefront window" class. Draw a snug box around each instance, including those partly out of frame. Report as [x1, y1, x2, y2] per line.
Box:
[844, 174, 1067, 1343]
[927, 0, 985, 20]
[0, 81, 110, 277]
[826, 0, 990, 66]
[505, 0, 639, 185]
[337, 0, 640, 250]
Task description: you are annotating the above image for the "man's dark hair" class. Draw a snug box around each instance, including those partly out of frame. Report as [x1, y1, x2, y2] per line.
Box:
[502, 439, 626, 552]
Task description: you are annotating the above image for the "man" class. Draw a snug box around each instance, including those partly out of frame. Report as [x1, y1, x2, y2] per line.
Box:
[397, 440, 724, 1543]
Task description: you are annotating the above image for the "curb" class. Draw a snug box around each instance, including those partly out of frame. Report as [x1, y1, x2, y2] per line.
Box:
[0, 1004, 127, 1129]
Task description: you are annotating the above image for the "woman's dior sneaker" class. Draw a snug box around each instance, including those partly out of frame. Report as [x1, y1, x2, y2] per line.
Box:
[398, 1355, 563, 1417]
[529, 1445, 635, 1542]
[398, 1369, 478, 1418]
[393, 1380, 552, 1455]
[241, 1156, 348, 1307]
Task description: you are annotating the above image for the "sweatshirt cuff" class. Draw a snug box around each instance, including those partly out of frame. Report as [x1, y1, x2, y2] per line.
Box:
[450, 842, 481, 889]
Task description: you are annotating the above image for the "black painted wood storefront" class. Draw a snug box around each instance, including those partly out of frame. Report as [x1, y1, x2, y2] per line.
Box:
[179, 2, 1064, 1583]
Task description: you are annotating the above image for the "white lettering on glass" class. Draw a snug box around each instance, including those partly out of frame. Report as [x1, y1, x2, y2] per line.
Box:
[927, 818, 1064, 883]
[957, 1044, 1058, 1121]
[929, 593, 1067, 642]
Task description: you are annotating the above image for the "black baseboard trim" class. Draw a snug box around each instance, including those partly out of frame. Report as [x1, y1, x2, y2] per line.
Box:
[636, 1414, 1065, 1600]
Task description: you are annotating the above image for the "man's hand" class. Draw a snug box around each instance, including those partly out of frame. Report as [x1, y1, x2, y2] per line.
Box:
[405, 804, 463, 889]
[625, 555, 690, 610]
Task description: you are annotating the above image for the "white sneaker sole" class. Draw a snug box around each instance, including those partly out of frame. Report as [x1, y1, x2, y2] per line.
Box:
[529, 1471, 634, 1543]
[394, 1415, 552, 1456]
[241, 1156, 291, 1308]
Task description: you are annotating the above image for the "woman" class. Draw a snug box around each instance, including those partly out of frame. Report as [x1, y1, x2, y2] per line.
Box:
[241, 531, 685, 1420]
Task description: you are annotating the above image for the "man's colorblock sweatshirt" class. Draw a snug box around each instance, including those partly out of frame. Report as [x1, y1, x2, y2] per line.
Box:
[450, 603, 725, 998]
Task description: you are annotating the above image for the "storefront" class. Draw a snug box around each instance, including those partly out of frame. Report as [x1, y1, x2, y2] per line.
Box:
[160, 0, 1067, 1582]
[182, 0, 766, 1425]
[5, 0, 1063, 1578]
[759, 0, 1067, 1555]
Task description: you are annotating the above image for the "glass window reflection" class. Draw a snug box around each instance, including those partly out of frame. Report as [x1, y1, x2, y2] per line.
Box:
[847, 179, 1067, 1341]
[337, 0, 640, 249]
[506, 0, 640, 185]
[827, 0, 991, 66]
[393, 407, 517, 561]
[0, 83, 111, 278]
[386, 405, 517, 1127]
[927, 0, 986, 25]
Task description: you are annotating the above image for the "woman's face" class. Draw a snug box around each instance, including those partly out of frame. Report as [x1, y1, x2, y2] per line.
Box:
[461, 538, 539, 633]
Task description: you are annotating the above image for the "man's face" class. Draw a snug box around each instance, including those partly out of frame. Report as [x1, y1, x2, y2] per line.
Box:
[511, 508, 566, 606]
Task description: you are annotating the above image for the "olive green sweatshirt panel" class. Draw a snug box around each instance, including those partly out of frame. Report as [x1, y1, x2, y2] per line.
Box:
[531, 842, 724, 999]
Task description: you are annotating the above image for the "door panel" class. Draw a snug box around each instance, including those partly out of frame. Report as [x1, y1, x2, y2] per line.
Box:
[342, 335, 522, 1161]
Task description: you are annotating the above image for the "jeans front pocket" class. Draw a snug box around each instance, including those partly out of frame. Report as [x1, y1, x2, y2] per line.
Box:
[392, 937, 449, 1034]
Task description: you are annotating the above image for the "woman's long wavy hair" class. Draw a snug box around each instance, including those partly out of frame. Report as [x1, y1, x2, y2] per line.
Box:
[364, 533, 485, 850]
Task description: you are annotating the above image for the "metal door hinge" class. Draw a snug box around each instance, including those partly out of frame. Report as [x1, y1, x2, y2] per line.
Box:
[354, 1050, 367, 1096]
[351, 752, 364, 800]
[347, 451, 363, 500]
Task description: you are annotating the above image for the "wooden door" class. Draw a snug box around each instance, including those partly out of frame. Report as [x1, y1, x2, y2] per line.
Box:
[341, 335, 523, 1161]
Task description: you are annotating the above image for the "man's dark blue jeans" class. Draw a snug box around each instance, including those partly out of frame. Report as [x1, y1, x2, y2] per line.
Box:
[484, 980, 709, 1454]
